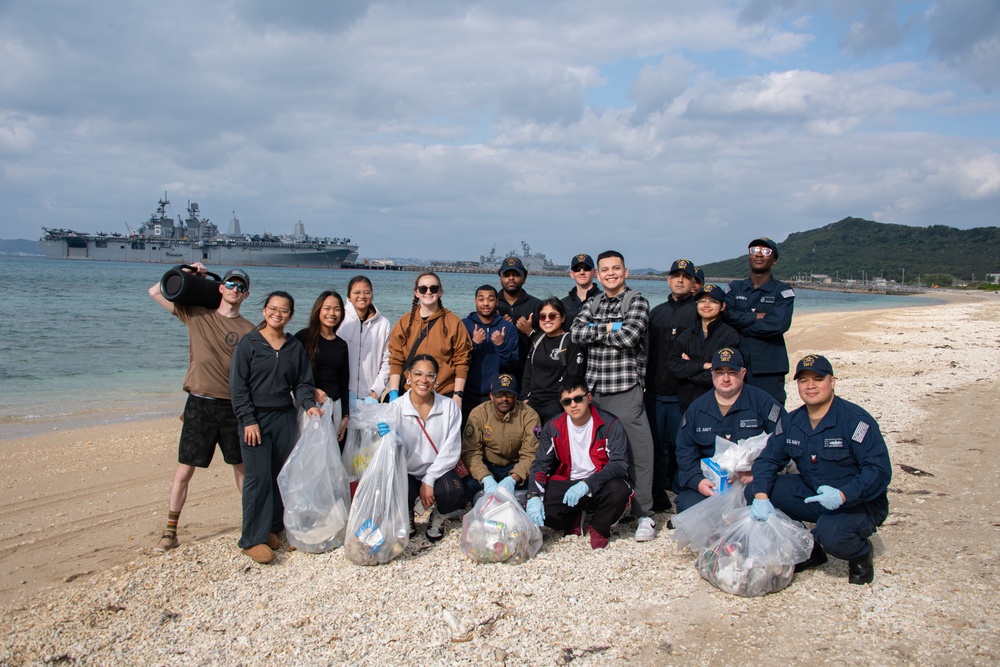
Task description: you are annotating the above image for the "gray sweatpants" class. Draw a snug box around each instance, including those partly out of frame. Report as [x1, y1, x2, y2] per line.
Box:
[593, 384, 653, 518]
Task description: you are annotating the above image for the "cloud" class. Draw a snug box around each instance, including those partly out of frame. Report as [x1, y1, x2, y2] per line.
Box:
[925, 0, 1000, 88]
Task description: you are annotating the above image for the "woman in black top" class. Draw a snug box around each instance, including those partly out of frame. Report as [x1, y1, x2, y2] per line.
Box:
[667, 284, 740, 412]
[230, 291, 320, 564]
[295, 290, 351, 442]
[522, 297, 586, 425]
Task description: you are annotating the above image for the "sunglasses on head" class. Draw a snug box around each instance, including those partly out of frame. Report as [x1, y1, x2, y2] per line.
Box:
[559, 393, 588, 407]
[223, 280, 248, 293]
[416, 284, 441, 294]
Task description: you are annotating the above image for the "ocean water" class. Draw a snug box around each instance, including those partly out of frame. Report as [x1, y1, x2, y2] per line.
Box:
[0, 256, 940, 439]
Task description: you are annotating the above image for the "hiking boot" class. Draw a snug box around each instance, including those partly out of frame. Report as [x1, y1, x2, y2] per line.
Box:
[848, 545, 875, 585]
[243, 544, 275, 564]
[154, 533, 179, 552]
[589, 526, 609, 550]
[795, 541, 829, 573]
[634, 517, 656, 542]
[267, 533, 281, 551]
[425, 509, 447, 542]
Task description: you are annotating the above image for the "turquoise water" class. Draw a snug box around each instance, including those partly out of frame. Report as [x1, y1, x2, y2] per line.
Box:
[0, 256, 940, 439]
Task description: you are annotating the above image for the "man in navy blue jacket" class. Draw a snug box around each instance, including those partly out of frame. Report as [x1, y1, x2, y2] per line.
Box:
[725, 237, 794, 404]
[462, 285, 519, 423]
[750, 354, 892, 585]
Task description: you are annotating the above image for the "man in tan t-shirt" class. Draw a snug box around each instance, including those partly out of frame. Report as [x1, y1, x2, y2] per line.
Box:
[148, 263, 255, 551]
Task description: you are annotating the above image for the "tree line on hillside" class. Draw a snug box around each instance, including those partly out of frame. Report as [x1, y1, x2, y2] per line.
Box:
[698, 217, 1000, 286]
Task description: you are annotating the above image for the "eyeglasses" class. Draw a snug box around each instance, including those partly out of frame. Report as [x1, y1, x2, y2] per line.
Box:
[697, 298, 720, 305]
[410, 370, 437, 380]
[493, 391, 516, 400]
[265, 306, 291, 316]
[223, 280, 248, 293]
[559, 393, 588, 407]
[416, 284, 441, 295]
[749, 247, 774, 257]
[538, 311, 562, 322]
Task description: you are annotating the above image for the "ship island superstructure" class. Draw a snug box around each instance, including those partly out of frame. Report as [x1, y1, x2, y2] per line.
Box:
[40, 193, 359, 269]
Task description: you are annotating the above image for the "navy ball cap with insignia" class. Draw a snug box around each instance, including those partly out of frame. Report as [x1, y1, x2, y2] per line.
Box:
[794, 354, 835, 379]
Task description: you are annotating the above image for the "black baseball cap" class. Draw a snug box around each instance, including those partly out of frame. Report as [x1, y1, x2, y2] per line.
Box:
[499, 256, 526, 276]
[794, 354, 835, 379]
[570, 253, 595, 271]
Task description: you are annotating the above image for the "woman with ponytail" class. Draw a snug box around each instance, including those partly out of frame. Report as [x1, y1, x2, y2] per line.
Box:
[386, 272, 471, 410]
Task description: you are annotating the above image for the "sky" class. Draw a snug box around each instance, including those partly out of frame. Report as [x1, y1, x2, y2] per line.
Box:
[1, 0, 998, 268]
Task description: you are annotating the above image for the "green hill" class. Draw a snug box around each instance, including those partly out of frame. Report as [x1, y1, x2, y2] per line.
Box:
[699, 217, 1000, 285]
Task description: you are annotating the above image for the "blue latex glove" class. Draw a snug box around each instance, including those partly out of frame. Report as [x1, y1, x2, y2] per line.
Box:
[805, 485, 844, 510]
[364, 396, 379, 405]
[587, 322, 596, 328]
[376, 422, 390, 437]
[498, 476, 517, 494]
[526, 497, 545, 526]
[562, 481, 589, 507]
[610, 322, 622, 331]
[388, 389, 399, 402]
[481, 475, 498, 495]
[750, 497, 776, 522]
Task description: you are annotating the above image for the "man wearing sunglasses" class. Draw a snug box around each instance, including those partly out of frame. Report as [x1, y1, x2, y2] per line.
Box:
[526, 378, 633, 549]
[561, 253, 600, 323]
[147, 265, 254, 552]
[724, 237, 795, 405]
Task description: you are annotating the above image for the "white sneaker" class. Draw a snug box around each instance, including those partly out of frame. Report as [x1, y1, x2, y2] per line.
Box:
[634, 517, 656, 542]
[425, 509, 447, 542]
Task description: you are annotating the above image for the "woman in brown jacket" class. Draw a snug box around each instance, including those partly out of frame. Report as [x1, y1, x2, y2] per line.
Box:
[386, 272, 472, 412]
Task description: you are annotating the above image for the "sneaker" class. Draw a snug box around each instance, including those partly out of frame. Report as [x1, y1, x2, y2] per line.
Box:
[425, 509, 447, 542]
[409, 515, 417, 539]
[589, 525, 609, 550]
[267, 533, 281, 551]
[634, 517, 656, 542]
[154, 533, 179, 552]
[243, 544, 275, 564]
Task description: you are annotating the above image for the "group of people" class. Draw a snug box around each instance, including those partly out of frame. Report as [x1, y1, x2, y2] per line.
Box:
[148, 235, 891, 585]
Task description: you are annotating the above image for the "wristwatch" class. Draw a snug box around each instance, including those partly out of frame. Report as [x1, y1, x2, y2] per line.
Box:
[453, 391, 464, 397]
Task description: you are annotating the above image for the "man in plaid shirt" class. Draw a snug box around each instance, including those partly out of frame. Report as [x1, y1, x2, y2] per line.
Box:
[570, 250, 657, 542]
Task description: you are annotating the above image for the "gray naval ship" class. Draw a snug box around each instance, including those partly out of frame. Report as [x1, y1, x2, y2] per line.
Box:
[40, 194, 359, 269]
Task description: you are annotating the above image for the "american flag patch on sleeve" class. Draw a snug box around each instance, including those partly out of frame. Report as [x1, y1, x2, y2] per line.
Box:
[775, 420, 783, 436]
[852, 421, 869, 443]
[768, 405, 781, 422]
[781, 289, 795, 298]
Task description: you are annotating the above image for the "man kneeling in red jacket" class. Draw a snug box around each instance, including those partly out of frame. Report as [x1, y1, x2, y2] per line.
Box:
[526, 377, 634, 549]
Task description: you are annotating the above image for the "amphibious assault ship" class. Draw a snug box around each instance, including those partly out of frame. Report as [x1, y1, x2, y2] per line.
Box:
[40, 194, 359, 269]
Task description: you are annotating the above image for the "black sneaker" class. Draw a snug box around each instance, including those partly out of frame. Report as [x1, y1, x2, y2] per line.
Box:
[409, 515, 417, 539]
[425, 509, 446, 542]
[848, 544, 874, 585]
[794, 541, 829, 573]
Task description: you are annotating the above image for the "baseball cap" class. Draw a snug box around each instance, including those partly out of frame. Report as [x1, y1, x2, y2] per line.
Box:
[223, 268, 250, 288]
[695, 283, 726, 303]
[711, 347, 744, 371]
[499, 256, 526, 276]
[490, 373, 519, 397]
[693, 265, 705, 284]
[668, 259, 697, 279]
[794, 354, 835, 379]
[748, 237, 779, 259]
[570, 253, 595, 271]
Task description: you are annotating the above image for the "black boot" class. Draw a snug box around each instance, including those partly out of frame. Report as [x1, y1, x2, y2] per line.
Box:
[409, 514, 417, 539]
[848, 543, 874, 585]
[794, 541, 828, 573]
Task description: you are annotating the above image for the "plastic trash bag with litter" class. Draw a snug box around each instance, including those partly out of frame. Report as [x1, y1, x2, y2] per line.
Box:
[712, 431, 770, 473]
[343, 400, 395, 496]
[277, 400, 351, 553]
[695, 506, 814, 597]
[343, 428, 409, 566]
[460, 487, 543, 564]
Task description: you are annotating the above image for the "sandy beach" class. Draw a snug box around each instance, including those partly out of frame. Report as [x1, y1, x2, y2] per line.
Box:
[1, 290, 998, 665]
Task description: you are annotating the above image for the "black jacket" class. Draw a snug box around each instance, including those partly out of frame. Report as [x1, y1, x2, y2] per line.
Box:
[230, 330, 318, 426]
[667, 318, 740, 411]
[645, 294, 699, 395]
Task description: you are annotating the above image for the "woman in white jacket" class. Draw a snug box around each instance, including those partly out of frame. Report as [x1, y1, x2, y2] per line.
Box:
[380, 354, 465, 542]
[340, 275, 391, 402]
